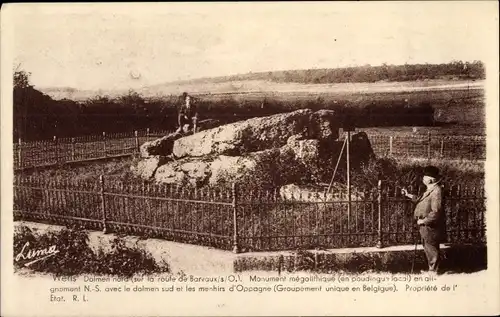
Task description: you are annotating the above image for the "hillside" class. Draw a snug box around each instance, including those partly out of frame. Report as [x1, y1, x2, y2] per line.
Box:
[143, 79, 483, 97]
[40, 78, 484, 102]
[160, 61, 485, 85]
[38, 61, 485, 101]
[37, 86, 128, 101]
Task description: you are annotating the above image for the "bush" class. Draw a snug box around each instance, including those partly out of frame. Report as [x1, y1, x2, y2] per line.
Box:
[234, 148, 312, 190]
[14, 226, 169, 277]
[346, 156, 483, 191]
[15, 91, 438, 141]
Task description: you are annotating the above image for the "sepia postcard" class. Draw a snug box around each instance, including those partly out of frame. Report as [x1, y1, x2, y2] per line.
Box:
[1, 2, 499, 316]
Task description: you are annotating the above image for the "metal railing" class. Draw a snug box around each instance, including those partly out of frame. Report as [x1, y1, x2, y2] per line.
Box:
[13, 129, 172, 170]
[14, 130, 486, 171]
[366, 132, 486, 160]
[13, 175, 486, 253]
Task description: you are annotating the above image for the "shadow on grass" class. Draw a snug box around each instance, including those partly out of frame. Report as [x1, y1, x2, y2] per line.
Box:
[330, 245, 486, 275]
[235, 244, 487, 275]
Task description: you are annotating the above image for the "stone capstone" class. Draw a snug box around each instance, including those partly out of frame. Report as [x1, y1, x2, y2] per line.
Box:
[140, 132, 183, 158]
[132, 109, 374, 189]
[139, 119, 223, 158]
[172, 109, 338, 159]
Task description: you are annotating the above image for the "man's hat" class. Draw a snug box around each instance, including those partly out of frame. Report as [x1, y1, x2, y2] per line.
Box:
[423, 165, 440, 179]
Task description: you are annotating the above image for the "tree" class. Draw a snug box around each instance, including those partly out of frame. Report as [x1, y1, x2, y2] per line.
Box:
[14, 70, 31, 88]
[117, 89, 146, 112]
[13, 65, 32, 89]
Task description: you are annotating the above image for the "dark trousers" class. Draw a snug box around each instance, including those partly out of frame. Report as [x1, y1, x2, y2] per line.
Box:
[177, 114, 198, 132]
[419, 225, 441, 272]
[178, 114, 191, 128]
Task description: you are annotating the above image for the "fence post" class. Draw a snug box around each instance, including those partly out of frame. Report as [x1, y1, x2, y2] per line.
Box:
[71, 138, 75, 161]
[232, 183, 240, 253]
[427, 132, 431, 159]
[440, 138, 444, 158]
[17, 138, 22, 168]
[346, 130, 351, 229]
[102, 132, 107, 157]
[146, 128, 150, 142]
[376, 179, 383, 248]
[102, 132, 108, 157]
[442, 182, 448, 244]
[100, 175, 108, 234]
[389, 136, 393, 156]
[134, 130, 139, 154]
[53, 136, 58, 164]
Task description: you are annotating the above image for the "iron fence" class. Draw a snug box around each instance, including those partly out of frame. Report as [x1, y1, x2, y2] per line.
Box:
[13, 176, 235, 250]
[367, 133, 486, 160]
[13, 175, 486, 253]
[14, 130, 486, 171]
[13, 129, 172, 169]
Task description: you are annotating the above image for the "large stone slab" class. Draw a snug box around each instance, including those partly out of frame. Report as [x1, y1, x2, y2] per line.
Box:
[136, 132, 374, 189]
[132, 111, 375, 189]
[154, 160, 212, 187]
[139, 119, 223, 158]
[130, 156, 170, 179]
[179, 161, 212, 187]
[154, 163, 188, 185]
[172, 109, 339, 158]
[285, 134, 320, 162]
[279, 183, 366, 202]
[140, 132, 183, 158]
[208, 155, 258, 186]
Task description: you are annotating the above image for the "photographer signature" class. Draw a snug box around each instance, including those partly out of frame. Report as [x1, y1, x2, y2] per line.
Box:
[15, 242, 60, 267]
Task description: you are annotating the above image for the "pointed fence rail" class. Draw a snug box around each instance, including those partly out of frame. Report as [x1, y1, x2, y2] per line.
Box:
[367, 133, 486, 160]
[13, 176, 486, 253]
[14, 131, 485, 170]
[13, 129, 172, 170]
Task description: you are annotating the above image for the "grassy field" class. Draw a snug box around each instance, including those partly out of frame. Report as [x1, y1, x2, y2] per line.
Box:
[16, 156, 137, 182]
[200, 87, 485, 135]
[145, 79, 484, 99]
[41, 78, 483, 100]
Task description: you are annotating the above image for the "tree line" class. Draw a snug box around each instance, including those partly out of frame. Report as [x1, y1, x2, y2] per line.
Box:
[175, 60, 485, 85]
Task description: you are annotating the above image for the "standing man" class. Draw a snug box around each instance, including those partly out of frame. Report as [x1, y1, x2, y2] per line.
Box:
[402, 166, 445, 274]
[176, 92, 198, 133]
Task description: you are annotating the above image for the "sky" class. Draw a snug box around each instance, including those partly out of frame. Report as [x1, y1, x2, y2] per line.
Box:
[5, 2, 498, 91]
